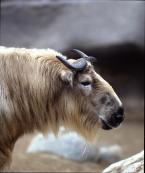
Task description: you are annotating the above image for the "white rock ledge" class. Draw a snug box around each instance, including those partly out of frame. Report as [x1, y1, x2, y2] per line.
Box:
[103, 151, 144, 173]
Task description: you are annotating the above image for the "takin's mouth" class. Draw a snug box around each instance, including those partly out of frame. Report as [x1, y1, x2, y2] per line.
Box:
[99, 117, 113, 130]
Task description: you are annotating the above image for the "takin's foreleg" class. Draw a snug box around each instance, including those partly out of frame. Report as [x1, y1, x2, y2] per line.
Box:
[0, 150, 12, 172]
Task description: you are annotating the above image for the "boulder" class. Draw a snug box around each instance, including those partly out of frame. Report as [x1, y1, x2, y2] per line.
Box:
[103, 151, 144, 173]
[1, 0, 144, 49]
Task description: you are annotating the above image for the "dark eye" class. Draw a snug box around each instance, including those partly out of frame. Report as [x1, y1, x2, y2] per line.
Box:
[80, 81, 91, 86]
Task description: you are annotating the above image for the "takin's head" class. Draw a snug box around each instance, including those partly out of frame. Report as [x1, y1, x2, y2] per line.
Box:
[53, 49, 124, 140]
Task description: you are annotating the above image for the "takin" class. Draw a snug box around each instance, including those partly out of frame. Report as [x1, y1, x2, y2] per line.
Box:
[0, 47, 124, 170]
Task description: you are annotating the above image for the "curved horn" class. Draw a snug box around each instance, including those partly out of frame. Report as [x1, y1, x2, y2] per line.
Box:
[72, 49, 88, 59]
[72, 49, 97, 63]
[56, 55, 87, 72]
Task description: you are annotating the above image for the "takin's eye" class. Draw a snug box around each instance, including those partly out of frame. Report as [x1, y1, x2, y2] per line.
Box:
[80, 81, 92, 86]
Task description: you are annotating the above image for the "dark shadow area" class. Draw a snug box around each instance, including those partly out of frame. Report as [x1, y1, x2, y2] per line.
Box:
[64, 43, 144, 98]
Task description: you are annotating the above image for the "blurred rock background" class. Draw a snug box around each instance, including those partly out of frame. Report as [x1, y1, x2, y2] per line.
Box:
[0, 0, 144, 172]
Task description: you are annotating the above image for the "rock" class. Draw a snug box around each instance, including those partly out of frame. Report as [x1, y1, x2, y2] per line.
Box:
[27, 127, 122, 164]
[103, 151, 144, 173]
[1, 0, 144, 49]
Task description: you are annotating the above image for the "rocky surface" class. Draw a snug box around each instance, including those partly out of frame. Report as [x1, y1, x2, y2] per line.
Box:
[103, 151, 144, 173]
[1, 1, 144, 50]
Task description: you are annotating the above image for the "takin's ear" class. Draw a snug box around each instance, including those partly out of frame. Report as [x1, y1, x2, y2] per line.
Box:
[60, 70, 74, 87]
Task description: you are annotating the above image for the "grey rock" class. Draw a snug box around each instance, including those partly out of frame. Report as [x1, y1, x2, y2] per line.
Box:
[1, 1, 144, 50]
[103, 151, 144, 173]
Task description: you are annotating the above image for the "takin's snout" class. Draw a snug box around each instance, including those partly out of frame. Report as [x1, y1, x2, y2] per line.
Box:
[100, 106, 124, 130]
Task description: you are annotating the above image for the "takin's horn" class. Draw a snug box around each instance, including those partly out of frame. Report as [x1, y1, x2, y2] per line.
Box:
[72, 49, 88, 59]
[72, 49, 97, 63]
[56, 55, 87, 72]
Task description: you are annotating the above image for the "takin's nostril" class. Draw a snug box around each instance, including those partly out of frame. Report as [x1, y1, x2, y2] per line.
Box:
[109, 107, 124, 127]
[111, 108, 124, 126]
[115, 114, 124, 123]
[117, 107, 124, 116]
